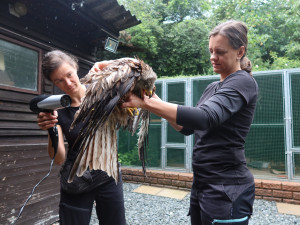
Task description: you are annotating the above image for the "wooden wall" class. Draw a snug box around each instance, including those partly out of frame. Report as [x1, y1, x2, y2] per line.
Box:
[0, 30, 93, 225]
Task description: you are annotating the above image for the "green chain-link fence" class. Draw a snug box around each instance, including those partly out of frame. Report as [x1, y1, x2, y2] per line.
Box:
[118, 69, 300, 181]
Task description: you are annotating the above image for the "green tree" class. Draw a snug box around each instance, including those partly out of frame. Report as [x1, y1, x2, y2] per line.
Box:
[98, 0, 164, 69]
[157, 19, 211, 76]
[165, 0, 209, 22]
[100, 0, 300, 77]
[210, 0, 300, 70]
[115, 0, 213, 77]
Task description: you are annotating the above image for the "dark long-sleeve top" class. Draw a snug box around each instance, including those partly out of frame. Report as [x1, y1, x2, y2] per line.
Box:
[176, 70, 258, 184]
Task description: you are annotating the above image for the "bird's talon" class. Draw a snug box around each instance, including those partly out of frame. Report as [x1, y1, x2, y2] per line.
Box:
[127, 108, 133, 116]
[127, 107, 139, 116]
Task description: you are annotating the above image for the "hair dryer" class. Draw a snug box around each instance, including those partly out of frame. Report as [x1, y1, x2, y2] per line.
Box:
[29, 94, 72, 157]
[29, 94, 72, 113]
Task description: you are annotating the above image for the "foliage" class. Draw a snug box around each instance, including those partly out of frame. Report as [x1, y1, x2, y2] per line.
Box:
[269, 52, 300, 70]
[117, 129, 161, 167]
[165, 0, 209, 22]
[107, 0, 300, 78]
[117, 130, 140, 166]
[118, 147, 140, 166]
[156, 19, 211, 76]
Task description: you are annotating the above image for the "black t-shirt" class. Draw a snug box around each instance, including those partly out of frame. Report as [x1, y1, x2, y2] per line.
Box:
[57, 107, 81, 163]
[177, 70, 258, 184]
[57, 107, 112, 193]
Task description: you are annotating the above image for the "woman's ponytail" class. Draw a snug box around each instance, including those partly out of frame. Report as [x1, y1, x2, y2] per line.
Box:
[241, 57, 252, 76]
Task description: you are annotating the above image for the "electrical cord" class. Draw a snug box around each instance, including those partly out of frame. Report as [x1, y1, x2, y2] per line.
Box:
[11, 157, 56, 225]
[11, 125, 58, 225]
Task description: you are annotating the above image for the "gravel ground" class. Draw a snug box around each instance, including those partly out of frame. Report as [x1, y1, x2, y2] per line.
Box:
[89, 182, 300, 225]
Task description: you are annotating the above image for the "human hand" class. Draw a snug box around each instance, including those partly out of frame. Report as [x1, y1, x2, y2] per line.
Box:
[89, 60, 112, 73]
[89, 58, 139, 73]
[122, 93, 145, 109]
[150, 93, 160, 100]
[37, 111, 58, 130]
[122, 92, 161, 109]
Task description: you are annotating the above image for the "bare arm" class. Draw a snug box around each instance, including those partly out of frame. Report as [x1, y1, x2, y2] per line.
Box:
[37, 111, 66, 165]
[89, 60, 113, 72]
[168, 121, 183, 132]
[122, 93, 183, 131]
[90, 58, 139, 73]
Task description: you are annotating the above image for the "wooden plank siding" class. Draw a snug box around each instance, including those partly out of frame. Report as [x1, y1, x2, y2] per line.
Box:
[0, 145, 61, 224]
[0, 53, 61, 224]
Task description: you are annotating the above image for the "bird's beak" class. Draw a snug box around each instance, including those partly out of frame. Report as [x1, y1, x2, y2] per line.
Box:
[144, 89, 153, 98]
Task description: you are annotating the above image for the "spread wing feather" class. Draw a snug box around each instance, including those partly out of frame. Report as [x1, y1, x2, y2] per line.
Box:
[68, 58, 157, 183]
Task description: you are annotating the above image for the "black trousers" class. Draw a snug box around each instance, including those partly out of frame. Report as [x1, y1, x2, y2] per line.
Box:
[189, 182, 255, 225]
[59, 178, 126, 225]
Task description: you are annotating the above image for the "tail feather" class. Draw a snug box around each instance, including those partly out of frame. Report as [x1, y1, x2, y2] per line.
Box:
[137, 110, 150, 176]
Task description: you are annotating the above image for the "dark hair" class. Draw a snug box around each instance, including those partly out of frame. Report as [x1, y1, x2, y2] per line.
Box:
[240, 56, 252, 75]
[42, 50, 79, 81]
[209, 20, 252, 75]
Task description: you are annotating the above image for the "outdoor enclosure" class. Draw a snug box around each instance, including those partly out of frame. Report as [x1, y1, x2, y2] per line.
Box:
[118, 69, 300, 181]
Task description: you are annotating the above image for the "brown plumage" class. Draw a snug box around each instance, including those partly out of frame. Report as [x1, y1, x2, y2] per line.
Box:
[68, 58, 157, 183]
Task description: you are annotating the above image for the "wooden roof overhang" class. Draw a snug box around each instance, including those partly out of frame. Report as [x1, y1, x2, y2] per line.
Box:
[0, 0, 141, 59]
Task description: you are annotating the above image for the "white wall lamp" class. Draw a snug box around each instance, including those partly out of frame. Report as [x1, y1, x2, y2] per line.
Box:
[104, 37, 119, 53]
[9, 2, 28, 17]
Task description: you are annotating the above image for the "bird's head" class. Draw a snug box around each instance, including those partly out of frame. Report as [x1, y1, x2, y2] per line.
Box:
[137, 60, 157, 98]
[138, 77, 156, 98]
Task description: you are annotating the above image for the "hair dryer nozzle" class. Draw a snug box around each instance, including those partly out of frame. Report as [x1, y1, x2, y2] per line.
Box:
[29, 94, 72, 113]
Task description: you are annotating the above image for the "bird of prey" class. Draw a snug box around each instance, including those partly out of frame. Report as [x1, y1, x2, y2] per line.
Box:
[68, 58, 157, 183]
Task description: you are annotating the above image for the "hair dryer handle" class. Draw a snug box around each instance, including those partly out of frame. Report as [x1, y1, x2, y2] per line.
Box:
[48, 125, 58, 157]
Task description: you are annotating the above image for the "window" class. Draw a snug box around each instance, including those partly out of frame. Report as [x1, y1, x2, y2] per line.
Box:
[0, 35, 41, 93]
